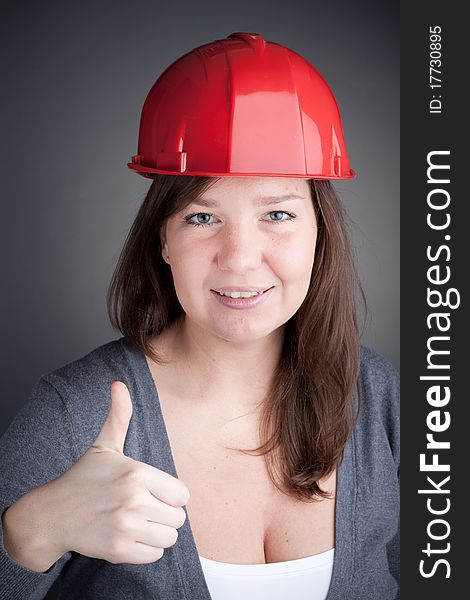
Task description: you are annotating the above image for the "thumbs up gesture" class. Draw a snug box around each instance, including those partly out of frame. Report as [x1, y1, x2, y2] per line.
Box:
[49, 381, 190, 566]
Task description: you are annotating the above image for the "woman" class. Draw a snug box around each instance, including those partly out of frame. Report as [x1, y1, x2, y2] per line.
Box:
[0, 33, 399, 599]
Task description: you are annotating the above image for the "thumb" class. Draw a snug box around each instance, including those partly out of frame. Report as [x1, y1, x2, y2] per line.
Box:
[93, 381, 133, 454]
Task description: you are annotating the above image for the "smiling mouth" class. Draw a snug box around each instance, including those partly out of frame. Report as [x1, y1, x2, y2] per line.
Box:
[211, 286, 274, 296]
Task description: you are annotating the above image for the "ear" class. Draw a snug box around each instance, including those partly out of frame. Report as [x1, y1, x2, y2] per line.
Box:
[159, 224, 168, 257]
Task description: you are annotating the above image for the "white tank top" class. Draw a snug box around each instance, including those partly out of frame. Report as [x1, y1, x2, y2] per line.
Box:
[198, 548, 335, 600]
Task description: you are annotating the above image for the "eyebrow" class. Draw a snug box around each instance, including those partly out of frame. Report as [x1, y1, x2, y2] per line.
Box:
[192, 194, 306, 208]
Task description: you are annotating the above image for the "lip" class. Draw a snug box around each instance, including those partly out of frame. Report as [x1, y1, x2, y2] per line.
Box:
[210, 286, 274, 310]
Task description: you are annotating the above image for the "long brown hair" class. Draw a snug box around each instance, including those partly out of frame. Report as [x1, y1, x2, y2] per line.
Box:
[107, 175, 367, 501]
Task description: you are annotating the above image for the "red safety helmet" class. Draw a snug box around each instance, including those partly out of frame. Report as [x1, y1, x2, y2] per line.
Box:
[128, 32, 355, 180]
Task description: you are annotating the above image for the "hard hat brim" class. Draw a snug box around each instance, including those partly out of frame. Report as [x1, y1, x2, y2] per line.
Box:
[127, 162, 357, 181]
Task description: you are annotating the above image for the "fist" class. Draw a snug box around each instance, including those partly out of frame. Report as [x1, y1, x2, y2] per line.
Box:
[51, 381, 190, 565]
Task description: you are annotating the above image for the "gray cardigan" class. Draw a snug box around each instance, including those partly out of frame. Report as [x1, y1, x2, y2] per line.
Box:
[0, 338, 399, 599]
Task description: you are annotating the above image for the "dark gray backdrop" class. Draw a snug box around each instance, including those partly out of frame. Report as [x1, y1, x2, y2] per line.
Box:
[1, 0, 399, 436]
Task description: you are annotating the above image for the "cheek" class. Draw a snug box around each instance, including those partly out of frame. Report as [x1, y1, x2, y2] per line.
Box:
[272, 229, 317, 279]
[166, 226, 205, 270]
[169, 241, 210, 304]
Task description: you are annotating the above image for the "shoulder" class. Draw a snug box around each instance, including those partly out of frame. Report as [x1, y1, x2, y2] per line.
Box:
[356, 345, 400, 465]
[359, 345, 400, 414]
[38, 337, 132, 451]
[360, 345, 399, 389]
[42, 337, 128, 395]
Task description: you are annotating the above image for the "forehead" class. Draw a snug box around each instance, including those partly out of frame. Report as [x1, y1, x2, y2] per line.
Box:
[198, 176, 311, 205]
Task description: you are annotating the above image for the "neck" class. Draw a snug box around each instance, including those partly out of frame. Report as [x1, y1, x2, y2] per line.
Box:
[152, 314, 285, 411]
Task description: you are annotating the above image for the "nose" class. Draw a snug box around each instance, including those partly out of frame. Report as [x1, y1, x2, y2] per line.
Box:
[216, 222, 263, 274]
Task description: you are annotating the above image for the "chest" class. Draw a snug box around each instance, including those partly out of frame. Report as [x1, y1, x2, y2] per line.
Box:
[156, 386, 336, 565]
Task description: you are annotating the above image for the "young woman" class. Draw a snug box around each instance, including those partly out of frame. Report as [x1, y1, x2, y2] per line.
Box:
[0, 33, 399, 600]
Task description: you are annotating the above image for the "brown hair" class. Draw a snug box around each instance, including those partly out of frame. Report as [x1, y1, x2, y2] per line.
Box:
[107, 175, 366, 501]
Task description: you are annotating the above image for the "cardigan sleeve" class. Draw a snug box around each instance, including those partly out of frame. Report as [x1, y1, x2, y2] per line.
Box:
[358, 346, 400, 599]
[0, 377, 79, 599]
[382, 356, 400, 599]
[386, 500, 400, 599]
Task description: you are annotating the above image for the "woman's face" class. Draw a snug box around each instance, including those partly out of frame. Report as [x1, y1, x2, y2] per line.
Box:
[161, 176, 317, 343]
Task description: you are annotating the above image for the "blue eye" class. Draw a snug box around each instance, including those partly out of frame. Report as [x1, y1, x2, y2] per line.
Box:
[184, 211, 295, 228]
[185, 213, 215, 227]
[268, 211, 293, 222]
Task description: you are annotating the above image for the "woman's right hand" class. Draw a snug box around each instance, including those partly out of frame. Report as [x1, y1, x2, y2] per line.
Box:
[46, 381, 190, 566]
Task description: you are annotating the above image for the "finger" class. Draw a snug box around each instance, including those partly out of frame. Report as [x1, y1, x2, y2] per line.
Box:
[93, 381, 133, 454]
[143, 494, 187, 529]
[118, 543, 164, 565]
[140, 462, 190, 508]
[134, 521, 180, 549]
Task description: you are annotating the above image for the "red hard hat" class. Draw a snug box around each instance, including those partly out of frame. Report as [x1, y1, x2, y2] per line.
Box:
[128, 32, 355, 180]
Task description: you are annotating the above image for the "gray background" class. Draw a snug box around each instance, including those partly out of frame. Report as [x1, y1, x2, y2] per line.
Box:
[1, 0, 399, 437]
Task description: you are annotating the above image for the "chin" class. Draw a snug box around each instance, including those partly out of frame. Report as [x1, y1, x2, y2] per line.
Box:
[209, 320, 280, 344]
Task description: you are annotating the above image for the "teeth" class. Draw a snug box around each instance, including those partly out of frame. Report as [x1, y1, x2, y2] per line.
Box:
[217, 290, 261, 298]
